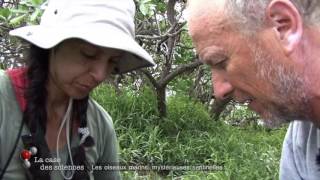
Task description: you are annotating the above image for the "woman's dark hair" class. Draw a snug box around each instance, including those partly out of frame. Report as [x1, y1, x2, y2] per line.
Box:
[22, 44, 93, 180]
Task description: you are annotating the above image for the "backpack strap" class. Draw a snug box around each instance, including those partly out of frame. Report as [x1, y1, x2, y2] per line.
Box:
[6, 68, 28, 112]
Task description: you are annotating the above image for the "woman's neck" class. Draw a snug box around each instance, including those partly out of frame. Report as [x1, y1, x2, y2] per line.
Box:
[46, 78, 69, 124]
[45, 78, 72, 151]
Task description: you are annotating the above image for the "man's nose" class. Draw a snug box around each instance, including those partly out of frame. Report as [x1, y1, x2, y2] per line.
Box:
[212, 73, 233, 100]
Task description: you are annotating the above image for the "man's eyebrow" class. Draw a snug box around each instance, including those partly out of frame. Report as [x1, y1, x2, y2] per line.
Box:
[199, 54, 210, 64]
[199, 51, 219, 61]
[204, 44, 227, 56]
[199, 54, 215, 66]
[199, 51, 228, 67]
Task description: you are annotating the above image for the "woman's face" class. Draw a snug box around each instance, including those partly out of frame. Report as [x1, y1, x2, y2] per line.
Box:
[48, 39, 123, 99]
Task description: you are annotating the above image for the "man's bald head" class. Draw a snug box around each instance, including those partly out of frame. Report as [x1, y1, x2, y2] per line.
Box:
[187, 0, 231, 45]
[187, 0, 320, 35]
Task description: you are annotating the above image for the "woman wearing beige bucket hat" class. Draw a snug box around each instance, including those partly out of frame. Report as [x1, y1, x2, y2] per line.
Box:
[0, 0, 155, 180]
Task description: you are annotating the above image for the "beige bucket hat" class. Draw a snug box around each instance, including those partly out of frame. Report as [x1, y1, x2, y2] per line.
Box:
[10, 0, 155, 73]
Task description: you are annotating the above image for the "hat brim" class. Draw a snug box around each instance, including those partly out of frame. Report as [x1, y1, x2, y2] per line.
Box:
[10, 25, 155, 73]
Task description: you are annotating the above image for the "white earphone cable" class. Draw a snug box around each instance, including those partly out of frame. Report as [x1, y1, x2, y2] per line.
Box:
[56, 98, 75, 180]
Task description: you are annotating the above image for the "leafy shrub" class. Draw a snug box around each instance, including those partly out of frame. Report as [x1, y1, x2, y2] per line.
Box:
[91, 84, 286, 180]
[162, 95, 211, 135]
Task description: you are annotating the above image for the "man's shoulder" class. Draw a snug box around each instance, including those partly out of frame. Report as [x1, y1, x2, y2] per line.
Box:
[289, 121, 316, 145]
[280, 120, 320, 180]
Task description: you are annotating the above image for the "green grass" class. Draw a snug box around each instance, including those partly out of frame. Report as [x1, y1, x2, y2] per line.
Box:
[91, 84, 287, 180]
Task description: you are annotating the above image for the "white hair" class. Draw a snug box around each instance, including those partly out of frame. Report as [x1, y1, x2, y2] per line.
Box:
[225, 0, 320, 34]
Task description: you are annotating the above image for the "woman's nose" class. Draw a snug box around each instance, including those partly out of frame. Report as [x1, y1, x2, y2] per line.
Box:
[89, 60, 108, 83]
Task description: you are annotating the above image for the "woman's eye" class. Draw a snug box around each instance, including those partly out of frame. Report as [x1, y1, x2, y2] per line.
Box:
[81, 51, 97, 59]
[109, 58, 117, 65]
[108, 57, 120, 72]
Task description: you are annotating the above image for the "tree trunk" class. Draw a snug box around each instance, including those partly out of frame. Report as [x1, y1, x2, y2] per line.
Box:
[156, 86, 167, 118]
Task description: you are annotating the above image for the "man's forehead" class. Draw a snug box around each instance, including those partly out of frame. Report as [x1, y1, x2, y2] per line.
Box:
[187, 0, 226, 20]
[187, 1, 231, 49]
[187, 0, 226, 10]
[187, 0, 229, 35]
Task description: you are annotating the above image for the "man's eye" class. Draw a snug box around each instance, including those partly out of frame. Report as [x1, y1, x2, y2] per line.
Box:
[212, 58, 228, 69]
[215, 60, 227, 69]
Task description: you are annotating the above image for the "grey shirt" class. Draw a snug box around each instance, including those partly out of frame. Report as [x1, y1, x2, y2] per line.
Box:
[0, 70, 121, 180]
[279, 120, 320, 180]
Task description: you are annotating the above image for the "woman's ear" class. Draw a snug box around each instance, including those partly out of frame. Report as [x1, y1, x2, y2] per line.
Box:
[266, 0, 303, 55]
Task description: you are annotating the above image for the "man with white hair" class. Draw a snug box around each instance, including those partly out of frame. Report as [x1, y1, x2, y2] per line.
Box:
[187, 0, 320, 179]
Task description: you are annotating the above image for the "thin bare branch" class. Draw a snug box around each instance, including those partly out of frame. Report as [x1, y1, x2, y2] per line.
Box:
[140, 69, 160, 89]
[160, 60, 203, 87]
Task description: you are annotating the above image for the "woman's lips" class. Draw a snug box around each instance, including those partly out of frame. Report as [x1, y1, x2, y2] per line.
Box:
[76, 83, 92, 92]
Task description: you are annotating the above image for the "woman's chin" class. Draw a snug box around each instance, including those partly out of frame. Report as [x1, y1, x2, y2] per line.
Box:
[68, 91, 90, 100]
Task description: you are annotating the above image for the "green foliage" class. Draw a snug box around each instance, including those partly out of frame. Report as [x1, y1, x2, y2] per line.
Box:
[0, 0, 45, 28]
[136, 0, 166, 17]
[174, 32, 196, 65]
[0, 63, 5, 70]
[91, 84, 158, 129]
[91, 84, 287, 179]
[137, 0, 156, 17]
[168, 74, 194, 96]
[0, 8, 11, 21]
[162, 95, 211, 135]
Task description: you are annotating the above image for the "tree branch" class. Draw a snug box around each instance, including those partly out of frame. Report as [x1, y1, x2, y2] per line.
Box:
[140, 69, 160, 89]
[167, 0, 176, 25]
[136, 22, 186, 40]
[160, 60, 203, 87]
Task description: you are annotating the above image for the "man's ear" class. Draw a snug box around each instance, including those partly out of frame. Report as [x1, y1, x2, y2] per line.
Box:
[266, 0, 303, 55]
